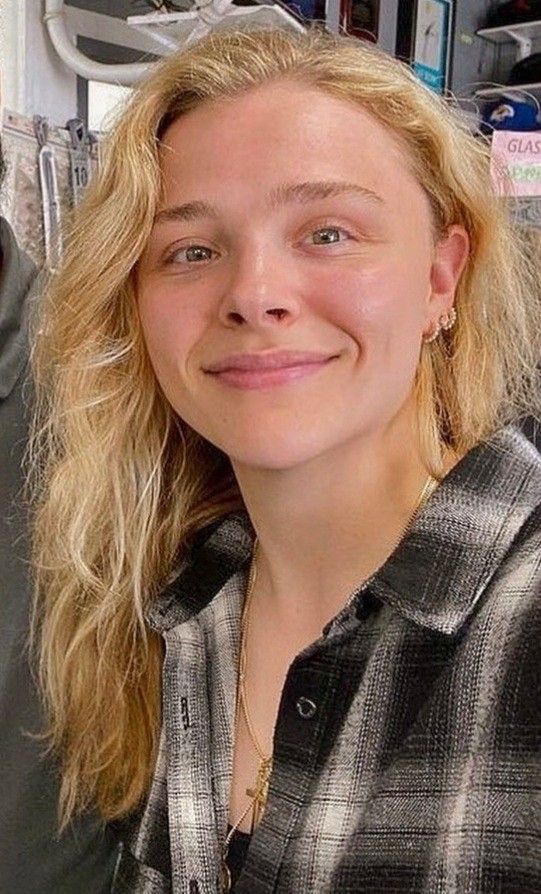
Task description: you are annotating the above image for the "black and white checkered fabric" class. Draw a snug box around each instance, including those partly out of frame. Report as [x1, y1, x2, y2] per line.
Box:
[113, 426, 541, 893]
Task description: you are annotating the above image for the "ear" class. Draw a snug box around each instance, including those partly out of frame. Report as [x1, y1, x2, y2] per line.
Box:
[425, 225, 470, 327]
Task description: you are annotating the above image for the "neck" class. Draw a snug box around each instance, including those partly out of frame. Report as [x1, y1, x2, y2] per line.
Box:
[232, 403, 454, 619]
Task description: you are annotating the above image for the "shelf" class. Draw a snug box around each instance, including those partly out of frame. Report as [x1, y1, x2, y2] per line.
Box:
[475, 18, 541, 99]
[475, 82, 541, 99]
[127, 4, 305, 53]
[477, 19, 541, 61]
[477, 20, 541, 45]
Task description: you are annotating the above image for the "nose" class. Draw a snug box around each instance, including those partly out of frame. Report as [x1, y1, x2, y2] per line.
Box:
[217, 249, 300, 330]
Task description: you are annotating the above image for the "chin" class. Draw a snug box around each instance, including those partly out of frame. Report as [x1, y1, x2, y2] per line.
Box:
[213, 429, 337, 472]
[231, 450, 311, 472]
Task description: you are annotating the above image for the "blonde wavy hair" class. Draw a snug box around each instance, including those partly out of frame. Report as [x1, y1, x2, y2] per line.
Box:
[28, 25, 541, 827]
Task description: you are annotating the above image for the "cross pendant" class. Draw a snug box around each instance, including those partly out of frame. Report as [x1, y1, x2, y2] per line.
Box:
[246, 757, 272, 830]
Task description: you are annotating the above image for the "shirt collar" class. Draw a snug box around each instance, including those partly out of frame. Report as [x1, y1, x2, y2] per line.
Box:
[370, 426, 541, 633]
[147, 513, 254, 632]
[148, 426, 541, 637]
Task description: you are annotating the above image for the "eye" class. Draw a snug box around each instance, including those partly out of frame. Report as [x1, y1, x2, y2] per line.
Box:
[166, 244, 216, 265]
[308, 226, 353, 246]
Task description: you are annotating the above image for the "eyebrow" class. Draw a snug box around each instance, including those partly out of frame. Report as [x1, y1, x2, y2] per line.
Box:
[153, 180, 384, 224]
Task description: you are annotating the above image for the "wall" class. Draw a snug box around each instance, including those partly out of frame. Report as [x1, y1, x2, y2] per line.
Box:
[450, 1, 495, 99]
[2, 0, 77, 124]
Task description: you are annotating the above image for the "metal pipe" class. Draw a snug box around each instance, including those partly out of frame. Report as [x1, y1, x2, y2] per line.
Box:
[43, 0, 151, 85]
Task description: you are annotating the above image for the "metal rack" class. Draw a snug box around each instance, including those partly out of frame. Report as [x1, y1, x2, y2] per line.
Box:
[475, 19, 541, 99]
[127, 3, 306, 53]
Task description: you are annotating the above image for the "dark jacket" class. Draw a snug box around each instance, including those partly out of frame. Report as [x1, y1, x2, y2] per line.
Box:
[0, 217, 118, 893]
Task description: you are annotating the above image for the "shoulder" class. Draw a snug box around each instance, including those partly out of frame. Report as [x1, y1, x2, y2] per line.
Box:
[484, 499, 541, 633]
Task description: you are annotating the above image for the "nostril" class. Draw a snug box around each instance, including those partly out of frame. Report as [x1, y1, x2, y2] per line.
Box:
[228, 311, 245, 325]
[267, 308, 288, 320]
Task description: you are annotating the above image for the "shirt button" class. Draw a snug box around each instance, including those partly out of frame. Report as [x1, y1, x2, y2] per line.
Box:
[296, 696, 317, 719]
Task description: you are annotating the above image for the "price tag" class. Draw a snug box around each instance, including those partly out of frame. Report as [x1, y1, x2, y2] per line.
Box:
[66, 118, 92, 206]
[490, 131, 541, 198]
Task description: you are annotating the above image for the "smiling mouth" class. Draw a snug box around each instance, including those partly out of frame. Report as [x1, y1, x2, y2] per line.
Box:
[203, 350, 339, 390]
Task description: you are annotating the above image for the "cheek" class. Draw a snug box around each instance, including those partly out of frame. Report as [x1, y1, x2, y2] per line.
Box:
[313, 259, 429, 344]
[136, 281, 203, 378]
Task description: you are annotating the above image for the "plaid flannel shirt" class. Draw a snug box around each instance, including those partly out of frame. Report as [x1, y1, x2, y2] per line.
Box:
[112, 426, 541, 893]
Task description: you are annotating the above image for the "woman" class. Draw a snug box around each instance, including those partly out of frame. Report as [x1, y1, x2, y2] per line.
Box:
[29, 26, 541, 893]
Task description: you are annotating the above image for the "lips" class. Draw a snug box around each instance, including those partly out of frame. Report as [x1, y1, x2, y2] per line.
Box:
[204, 350, 337, 373]
[203, 350, 339, 390]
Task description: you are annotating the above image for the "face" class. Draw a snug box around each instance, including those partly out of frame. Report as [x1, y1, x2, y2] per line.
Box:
[136, 81, 468, 470]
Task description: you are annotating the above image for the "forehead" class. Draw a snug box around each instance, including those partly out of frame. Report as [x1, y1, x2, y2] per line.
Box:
[158, 81, 429, 221]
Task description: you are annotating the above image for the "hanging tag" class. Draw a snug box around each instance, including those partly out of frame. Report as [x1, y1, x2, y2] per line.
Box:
[490, 129, 541, 198]
[33, 115, 62, 271]
[66, 117, 91, 206]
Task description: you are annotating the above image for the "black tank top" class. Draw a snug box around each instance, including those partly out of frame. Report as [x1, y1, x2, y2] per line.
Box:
[225, 825, 252, 890]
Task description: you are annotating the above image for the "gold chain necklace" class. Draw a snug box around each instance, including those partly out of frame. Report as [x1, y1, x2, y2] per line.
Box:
[221, 473, 438, 891]
[237, 540, 271, 827]
[221, 546, 261, 893]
